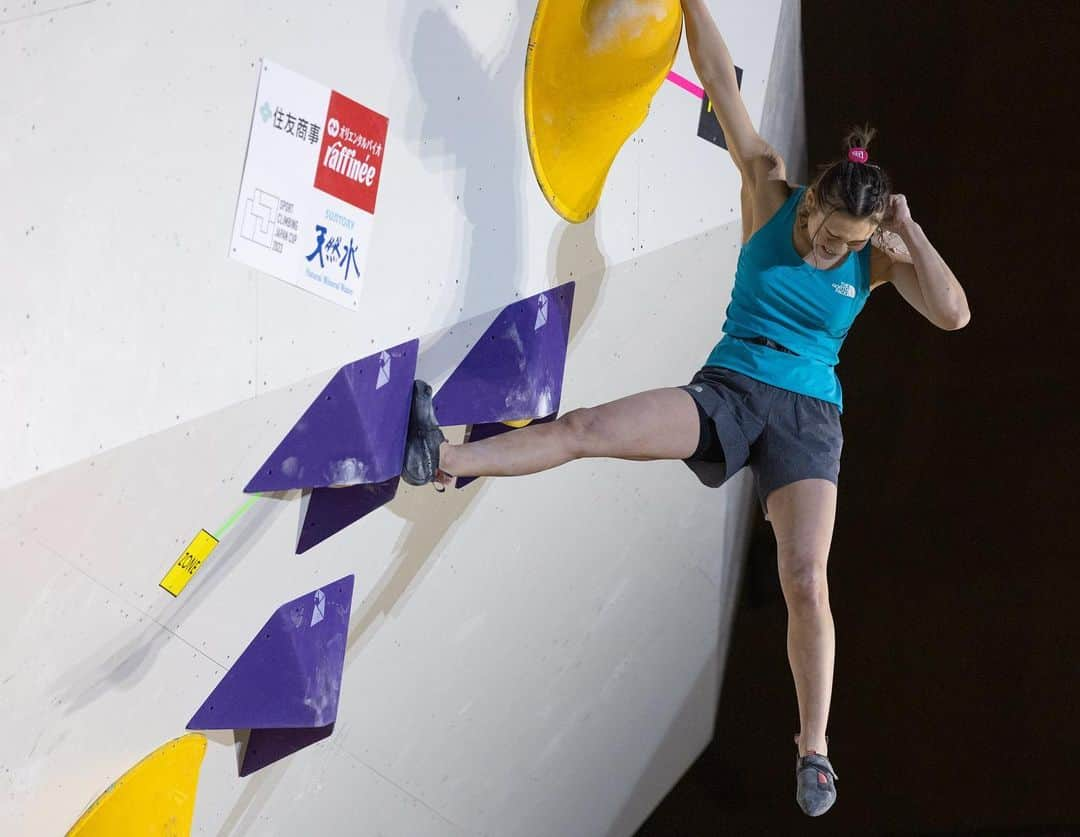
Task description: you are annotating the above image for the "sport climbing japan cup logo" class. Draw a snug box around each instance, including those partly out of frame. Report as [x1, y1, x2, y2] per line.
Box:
[314, 92, 388, 215]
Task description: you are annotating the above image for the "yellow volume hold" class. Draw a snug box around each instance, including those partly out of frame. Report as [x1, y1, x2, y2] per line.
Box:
[67, 733, 208, 836]
[525, 0, 683, 222]
[159, 530, 219, 597]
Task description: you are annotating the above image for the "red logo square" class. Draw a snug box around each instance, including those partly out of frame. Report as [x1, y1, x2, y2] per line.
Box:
[314, 91, 389, 215]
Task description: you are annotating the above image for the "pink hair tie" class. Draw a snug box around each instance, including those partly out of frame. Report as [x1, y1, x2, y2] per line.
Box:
[848, 147, 869, 164]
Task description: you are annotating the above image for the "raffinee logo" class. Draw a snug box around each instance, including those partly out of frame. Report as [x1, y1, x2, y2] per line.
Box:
[314, 92, 389, 215]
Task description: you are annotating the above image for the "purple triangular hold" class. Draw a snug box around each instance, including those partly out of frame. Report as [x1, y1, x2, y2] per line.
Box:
[240, 723, 335, 776]
[187, 575, 354, 731]
[245, 340, 418, 493]
[433, 283, 574, 426]
[297, 478, 399, 554]
[455, 413, 558, 489]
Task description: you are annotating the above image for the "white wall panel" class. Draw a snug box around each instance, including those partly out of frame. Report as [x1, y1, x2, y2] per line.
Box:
[2, 0, 781, 488]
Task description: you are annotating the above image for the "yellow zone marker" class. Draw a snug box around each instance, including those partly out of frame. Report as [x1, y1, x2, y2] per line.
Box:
[159, 530, 219, 597]
[67, 733, 207, 836]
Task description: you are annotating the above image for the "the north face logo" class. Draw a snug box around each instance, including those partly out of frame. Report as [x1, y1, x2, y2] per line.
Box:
[832, 282, 856, 299]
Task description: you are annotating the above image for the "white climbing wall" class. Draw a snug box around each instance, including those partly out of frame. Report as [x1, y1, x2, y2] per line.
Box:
[0, 0, 804, 834]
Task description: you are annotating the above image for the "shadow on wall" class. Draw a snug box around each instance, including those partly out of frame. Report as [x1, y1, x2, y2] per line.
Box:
[343, 213, 607, 668]
[398, 0, 532, 380]
[548, 215, 607, 336]
[215, 752, 293, 837]
[47, 497, 287, 718]
[336, 2, 613, 670]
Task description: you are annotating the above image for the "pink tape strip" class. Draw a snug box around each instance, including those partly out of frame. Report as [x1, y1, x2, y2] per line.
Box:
[665, 70, 705, 99]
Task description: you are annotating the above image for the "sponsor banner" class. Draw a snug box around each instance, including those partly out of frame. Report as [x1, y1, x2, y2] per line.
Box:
[230, 60, 389, 310]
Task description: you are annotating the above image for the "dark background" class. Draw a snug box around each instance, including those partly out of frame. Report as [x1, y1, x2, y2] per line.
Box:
[640, 2, 1079, 834]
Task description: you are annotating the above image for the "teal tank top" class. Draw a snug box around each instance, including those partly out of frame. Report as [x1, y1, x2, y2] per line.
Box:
[705, 185, 871, 413]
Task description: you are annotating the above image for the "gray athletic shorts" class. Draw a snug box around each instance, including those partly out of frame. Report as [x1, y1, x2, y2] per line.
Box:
[678, 366, 843, 522]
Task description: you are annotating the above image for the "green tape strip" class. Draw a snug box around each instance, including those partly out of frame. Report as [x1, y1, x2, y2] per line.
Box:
[214, 495, 260, 540]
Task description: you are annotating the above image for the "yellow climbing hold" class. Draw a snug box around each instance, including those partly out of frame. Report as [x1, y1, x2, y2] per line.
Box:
[67, 733, 207, 837]
[501, 418, 534, 428]
[525, 0, 683, 222]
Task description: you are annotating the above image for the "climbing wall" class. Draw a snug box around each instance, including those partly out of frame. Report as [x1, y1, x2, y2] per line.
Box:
[1, 1, 802, 834]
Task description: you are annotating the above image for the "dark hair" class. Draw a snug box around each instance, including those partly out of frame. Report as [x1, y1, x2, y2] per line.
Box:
[805, 124, 892, 222]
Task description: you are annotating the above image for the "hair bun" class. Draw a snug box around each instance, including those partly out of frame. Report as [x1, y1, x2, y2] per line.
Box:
[843, 123, 877, 155]
[809, 121, 891, 219]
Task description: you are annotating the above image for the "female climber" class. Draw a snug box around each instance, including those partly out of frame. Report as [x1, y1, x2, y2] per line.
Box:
[402, 0, 969, 818]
